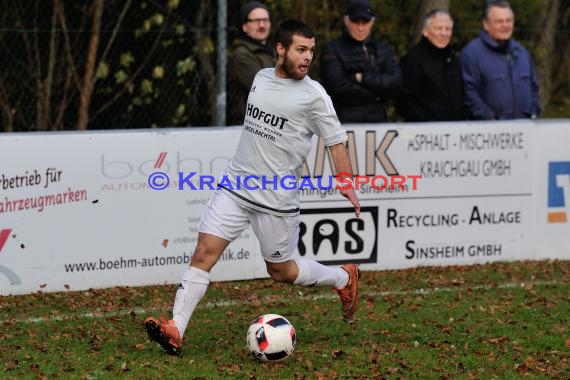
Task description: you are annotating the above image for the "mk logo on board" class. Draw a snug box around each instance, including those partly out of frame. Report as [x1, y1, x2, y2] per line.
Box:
[547, 161, 570, 223]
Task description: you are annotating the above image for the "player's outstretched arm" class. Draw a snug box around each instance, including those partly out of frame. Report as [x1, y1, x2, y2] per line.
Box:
[328, 142, 361, 217]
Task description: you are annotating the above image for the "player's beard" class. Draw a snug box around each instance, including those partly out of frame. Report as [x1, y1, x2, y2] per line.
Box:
[282, 52, 308, 80]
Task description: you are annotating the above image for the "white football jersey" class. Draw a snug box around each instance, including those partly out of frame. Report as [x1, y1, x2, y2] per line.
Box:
[220, 68, 347, 216]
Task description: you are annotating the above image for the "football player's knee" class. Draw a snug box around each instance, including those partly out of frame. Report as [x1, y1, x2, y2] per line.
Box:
[191, 244, 218, 266]
[267, 266, 294, 284]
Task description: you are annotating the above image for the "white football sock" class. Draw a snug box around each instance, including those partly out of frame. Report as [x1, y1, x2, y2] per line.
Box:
[293, 258, 349, 289]
[172, 266, 210, 338]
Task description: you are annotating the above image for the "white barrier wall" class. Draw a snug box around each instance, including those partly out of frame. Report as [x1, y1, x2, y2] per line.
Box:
[301, 121, 535, 269]
[0, 121, 568, 295]
[532, 121, 570, 259]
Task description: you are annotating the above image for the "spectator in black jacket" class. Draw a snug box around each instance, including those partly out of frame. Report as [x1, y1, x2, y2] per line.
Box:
[320, 0, 402, 123]
[397, 9, 465, 122]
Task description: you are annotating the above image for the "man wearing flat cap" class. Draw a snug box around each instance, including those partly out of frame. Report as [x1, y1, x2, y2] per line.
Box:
[228, 1, 275, 125]
[320, 0, 402, 124]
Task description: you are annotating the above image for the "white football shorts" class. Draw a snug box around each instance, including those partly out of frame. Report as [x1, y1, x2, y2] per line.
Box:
[198, 190, 300, 263]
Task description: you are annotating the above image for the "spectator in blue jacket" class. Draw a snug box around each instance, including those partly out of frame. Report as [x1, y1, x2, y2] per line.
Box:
[460, 0, 540, 120]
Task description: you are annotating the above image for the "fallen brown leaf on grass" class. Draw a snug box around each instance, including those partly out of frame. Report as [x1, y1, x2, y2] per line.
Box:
[5, 360, 17, 371]
[488, 336, 509, 345]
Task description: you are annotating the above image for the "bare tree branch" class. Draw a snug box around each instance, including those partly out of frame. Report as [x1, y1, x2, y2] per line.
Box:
[55, 0, 82, 92]
[534, 0, 559, 112]
[0, 77, 14, 132]
[92, 0, 133, 89]
[195, 0, 216, 125]
[44, 0, 60, 130]
[89, 6, 173, 121]
[77, 0, 104, 130]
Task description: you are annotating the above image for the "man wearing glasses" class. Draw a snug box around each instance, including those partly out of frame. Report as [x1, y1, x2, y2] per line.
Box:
[228, 2, 275, 126]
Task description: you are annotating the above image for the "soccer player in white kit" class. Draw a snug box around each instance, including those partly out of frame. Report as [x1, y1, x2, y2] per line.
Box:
[145, 20, 362, 356]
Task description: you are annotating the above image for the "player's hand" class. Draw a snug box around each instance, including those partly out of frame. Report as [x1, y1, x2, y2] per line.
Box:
[339, 185, 361, 217]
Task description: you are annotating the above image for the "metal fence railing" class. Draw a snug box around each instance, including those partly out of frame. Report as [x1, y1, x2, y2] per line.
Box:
[0, 0, 568, 132]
